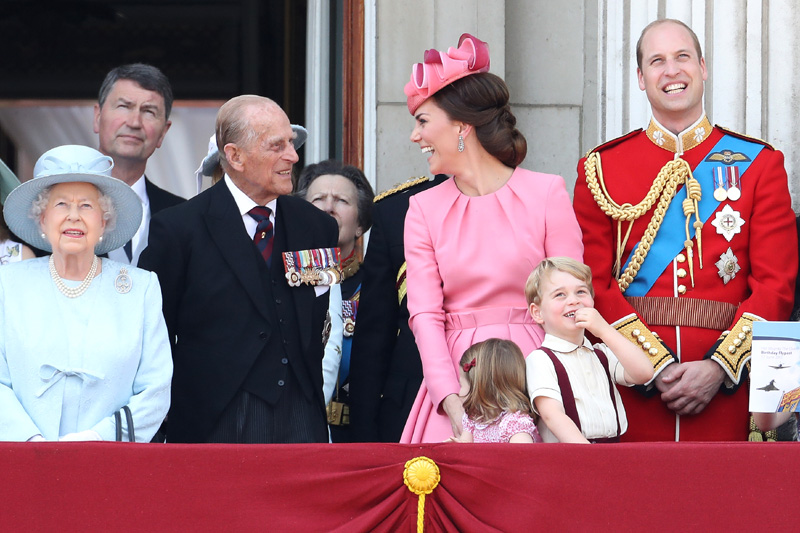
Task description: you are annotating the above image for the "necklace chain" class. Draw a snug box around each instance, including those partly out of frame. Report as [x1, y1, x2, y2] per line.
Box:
[49, 255, 99, 298]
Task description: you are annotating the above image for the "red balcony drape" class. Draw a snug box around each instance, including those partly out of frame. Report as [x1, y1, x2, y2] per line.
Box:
[2, 442, 797, 532]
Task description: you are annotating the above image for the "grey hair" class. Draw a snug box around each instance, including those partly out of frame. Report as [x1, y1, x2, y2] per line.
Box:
[29, 184, 117, 233]
[98, 63, 173, 119]
[215, 95, 275, 172]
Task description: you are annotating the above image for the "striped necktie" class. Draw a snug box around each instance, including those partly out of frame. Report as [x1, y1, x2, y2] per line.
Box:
[248, 206, 274, 267]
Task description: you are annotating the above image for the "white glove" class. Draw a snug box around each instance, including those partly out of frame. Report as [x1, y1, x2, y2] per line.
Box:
[59, 430, 103, 442]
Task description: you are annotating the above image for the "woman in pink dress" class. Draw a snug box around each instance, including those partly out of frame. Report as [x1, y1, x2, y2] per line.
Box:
[400, 34, 584, 443]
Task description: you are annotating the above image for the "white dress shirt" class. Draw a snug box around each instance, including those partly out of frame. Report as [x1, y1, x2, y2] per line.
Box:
[526, 334, 632, 442]
[224, 175, 277, 238]
[108, 175, 150, 266]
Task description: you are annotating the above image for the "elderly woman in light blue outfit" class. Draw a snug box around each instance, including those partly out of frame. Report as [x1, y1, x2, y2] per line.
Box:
[0, 144, 172, 442]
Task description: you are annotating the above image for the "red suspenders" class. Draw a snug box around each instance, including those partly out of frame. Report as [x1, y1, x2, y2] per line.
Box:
[538, 346, 621, 442]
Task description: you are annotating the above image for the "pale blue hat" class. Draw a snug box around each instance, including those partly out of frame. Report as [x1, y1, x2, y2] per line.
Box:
[3, 144, 143, 254]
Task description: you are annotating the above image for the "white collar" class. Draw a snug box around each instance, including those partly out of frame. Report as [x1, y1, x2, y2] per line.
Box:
[224, 175, 278, 217]
[129, 174, 149, 206]
[540, 333, 593, 353]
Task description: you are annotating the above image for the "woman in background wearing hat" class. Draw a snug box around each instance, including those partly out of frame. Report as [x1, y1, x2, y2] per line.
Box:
[400, 34, 584, 443]
[0, 144, 172, 442]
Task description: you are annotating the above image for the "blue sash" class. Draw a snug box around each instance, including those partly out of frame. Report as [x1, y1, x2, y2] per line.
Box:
[623, 134, 764, 296]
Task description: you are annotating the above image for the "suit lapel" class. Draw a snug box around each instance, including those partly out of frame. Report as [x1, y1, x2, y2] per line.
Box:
[204, 182, 270, 321]
[144, 178, 165, 213]
[275, 196, 315, 352]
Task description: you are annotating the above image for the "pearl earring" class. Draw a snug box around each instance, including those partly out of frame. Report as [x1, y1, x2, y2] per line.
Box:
[457, 134, 465, 153]
[41, 233, 46, 239]
[98, 235, 103, 242]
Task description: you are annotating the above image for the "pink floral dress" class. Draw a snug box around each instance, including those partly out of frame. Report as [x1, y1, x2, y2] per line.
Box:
[462, 411, 541, 443]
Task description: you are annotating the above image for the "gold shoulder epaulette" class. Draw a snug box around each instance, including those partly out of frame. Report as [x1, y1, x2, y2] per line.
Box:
[715, 125, 775, 150]
[584, 129, 643, 158]
[374, 176, 432, 203]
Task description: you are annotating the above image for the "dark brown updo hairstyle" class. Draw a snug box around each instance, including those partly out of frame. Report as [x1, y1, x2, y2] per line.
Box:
[432, 72, 527, 168]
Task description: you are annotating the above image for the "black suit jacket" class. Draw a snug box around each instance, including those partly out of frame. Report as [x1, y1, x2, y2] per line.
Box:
[348, 175, 448, 442]
[145, 177, 185, 214]
[139, 180, 338, 442]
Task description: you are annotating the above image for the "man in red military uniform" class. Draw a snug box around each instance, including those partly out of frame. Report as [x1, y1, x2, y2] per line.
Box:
[573, 19, 797, 441]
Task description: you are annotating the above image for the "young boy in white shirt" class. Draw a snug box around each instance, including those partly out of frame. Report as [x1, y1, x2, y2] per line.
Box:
[524, 257, 654, 443]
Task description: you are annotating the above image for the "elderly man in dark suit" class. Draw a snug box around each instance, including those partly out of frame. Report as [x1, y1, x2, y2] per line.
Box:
[348, 174, 447, 442]
[94, 63, 184, 265]
[139, 95, 338, 443]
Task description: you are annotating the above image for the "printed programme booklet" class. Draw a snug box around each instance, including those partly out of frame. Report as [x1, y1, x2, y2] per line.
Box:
[750, 321, 800, 413]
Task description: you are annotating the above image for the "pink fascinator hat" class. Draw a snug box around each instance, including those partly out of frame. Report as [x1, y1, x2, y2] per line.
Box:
[404, 33, 490, 115]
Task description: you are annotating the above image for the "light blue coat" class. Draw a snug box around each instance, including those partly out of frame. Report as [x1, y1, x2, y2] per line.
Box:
[0, 257, 172, 441]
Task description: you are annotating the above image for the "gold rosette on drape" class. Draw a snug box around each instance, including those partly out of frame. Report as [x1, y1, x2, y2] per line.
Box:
[403, 456, 441, 533]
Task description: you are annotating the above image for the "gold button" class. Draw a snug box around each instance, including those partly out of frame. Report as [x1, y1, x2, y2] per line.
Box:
[649, 348, 658, 356]
[678, 285, 686, 295]
[637, 335, 646, 344]
[642, 342, 651, 350]
[728, 345, 737, 354]
[632, 329, 641, 336]
[676, 253, 686, 262]
[261, 231, 267, 238]
[677, 268, 687, 277]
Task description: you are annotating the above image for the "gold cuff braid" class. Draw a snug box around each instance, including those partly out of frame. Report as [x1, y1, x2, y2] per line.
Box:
[710, 312, 760, 385]
[613, 314, 675, 375]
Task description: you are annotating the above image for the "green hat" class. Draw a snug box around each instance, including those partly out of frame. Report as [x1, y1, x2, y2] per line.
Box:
[0, 157, 20, 205]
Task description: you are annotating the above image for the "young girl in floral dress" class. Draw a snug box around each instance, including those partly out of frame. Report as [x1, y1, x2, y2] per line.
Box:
[451, 338, 540, 443]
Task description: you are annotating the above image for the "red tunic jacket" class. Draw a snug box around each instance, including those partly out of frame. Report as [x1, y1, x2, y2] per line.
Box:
[573, 116, 797, 441]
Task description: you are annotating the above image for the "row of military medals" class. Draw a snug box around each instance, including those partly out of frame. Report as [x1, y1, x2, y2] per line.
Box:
[712, 166, 741, 202]
[710, 166, 744, 284]
[283, 248, 342, 287]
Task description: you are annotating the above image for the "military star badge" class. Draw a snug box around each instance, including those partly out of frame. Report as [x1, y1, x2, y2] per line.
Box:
[715, 248, 741, 284]
[711, 204, 745, 242]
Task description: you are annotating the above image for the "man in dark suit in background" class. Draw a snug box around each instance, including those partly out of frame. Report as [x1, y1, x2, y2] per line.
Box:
[348, 174, 447, 442]
[94, 63, 184, 265]
[140, 95, 338, 443]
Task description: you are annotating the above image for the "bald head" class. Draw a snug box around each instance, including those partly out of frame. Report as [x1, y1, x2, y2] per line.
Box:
[215, 95, 282, 171]
[214, 95, 299, 205]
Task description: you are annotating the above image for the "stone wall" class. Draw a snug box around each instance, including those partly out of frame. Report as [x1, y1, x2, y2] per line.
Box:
[372, 0, 800, 209]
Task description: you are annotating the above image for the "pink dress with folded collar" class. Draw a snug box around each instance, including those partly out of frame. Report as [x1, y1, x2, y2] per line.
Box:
[400, 167, 584, 443]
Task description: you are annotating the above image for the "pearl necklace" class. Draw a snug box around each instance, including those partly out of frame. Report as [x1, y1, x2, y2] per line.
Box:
[49, 255, 99, 298]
